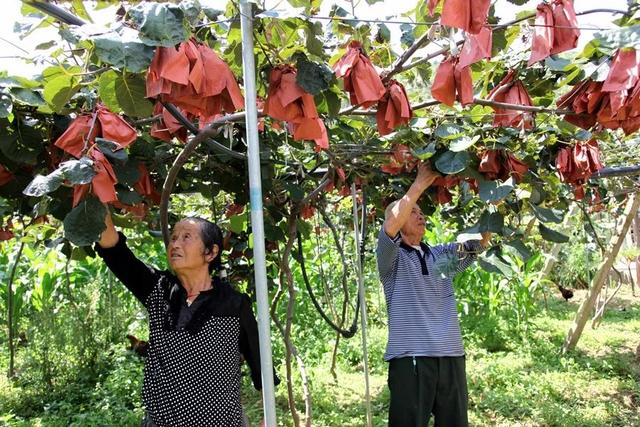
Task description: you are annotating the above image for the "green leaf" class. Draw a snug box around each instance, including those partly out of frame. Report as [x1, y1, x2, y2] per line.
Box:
[434, 123, 465, 139]
[400, 23, 415, 47]
[505, 239, 532, 262]
[304, 21, 325, 57]
[43, 75, 80, 112]
[506, 0, 529, 5]
[449, 135, 479, 152]
[296, 57, 334, 95]
[63, 196, 107, 246]
[478, 177, 515, 203]
[529, 203, 564, 224]
[179, 0, 201, 24]
[98, 70, 153, 118]
[117, 188, 142, 205]
[112, 159, 140, 186]
[93, 30, 155, 73]
[0, 127, 43, 165]
[0, 93, 12, 118]
[539, 223, 569, 243]
[23, 173, 64, 197]
[435, 151, 470, 174]
[593, 26, 640, 50]
[96, 138, 128, 165]
[376, 23, 391, 43]
[10, 88, 46, 106]
[413, 142, 437, 160]
[23, 158, 95, 197]
[324, 90, 341, 117]
[479, 249, 514, 277]
[59, 158, 96, 184]
[128, 2, 189, 47]
[478, 210, 504, 233]
[71, 0, 93, 22]
[229, 213, 247, 234]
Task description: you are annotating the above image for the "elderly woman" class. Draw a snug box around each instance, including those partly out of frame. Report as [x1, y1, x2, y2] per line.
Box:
[96, 211, 273, 426]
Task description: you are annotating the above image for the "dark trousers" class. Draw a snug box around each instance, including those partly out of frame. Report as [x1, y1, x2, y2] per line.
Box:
[388, 356, 468, 427]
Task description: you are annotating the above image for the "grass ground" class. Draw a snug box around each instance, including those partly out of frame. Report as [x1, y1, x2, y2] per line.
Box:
[244, 286, 640, 426]
[2, 286, 639, 426]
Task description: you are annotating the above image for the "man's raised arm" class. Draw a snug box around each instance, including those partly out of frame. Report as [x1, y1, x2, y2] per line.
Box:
[384, 162, 440, 238]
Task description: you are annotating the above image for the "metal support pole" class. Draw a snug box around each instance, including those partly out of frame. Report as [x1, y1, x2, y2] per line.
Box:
[239, 1, 277, 425]
[352, 183, 373, 427]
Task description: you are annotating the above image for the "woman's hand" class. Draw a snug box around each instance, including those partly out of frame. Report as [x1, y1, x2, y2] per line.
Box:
[97, 206, 119, 248]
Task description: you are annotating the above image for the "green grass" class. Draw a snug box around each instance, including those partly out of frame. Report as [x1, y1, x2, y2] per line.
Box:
[2, 287, 639, 426]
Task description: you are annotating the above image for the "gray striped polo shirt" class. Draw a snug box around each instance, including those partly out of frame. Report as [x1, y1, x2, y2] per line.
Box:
[376, 228, 482, 361]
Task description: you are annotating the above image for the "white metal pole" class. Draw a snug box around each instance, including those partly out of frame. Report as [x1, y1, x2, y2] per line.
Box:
[239, 1, 277, 425]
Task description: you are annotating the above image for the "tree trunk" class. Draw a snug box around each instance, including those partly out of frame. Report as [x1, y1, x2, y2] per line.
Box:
[562, 194, 640, 353]
[7, 241, 25, 379]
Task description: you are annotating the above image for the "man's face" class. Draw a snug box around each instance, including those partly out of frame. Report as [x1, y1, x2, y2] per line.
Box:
[401, 205, 425, 238]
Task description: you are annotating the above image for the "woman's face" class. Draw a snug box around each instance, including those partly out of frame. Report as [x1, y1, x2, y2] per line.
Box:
[167, 220, 217, 274]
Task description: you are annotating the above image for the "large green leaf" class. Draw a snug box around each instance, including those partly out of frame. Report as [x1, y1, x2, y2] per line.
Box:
[112, 158, 140, 186]
[24, 158, 96, 197]
[413, 142, 437, 160]
[10, 88, 46, 106]
[93, 30, 155, 73]
[478, 210, 504, 233]
[96, 138, 128, 165]
[539, 223, 569, 243]
[98, 70, 153, 118]
[59, 157, 96, 184]
[23, 172, 64, 197]
[43, 74, 80, 112]
[479, 249, 514, 277]
[0, 127, 43, 165]
[296, 57, 334, 95]
[434, 123, 465, 139]
[63, 196, 107, 246]
[529, 203, 564, 224]
[478, 177, 515, 203]
[593, 26, 640, 50]
[449, 135, 479, 152]
[435, 151, 470, 174]
[505, 239, 532, 262]
[128, 3, 189, 47]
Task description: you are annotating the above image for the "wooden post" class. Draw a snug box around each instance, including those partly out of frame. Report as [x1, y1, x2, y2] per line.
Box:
[562, 194, 640, 353]
[634, 212, 640, 296]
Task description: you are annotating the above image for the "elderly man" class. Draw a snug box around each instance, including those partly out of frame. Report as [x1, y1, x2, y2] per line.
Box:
[377, 162, 490, 427]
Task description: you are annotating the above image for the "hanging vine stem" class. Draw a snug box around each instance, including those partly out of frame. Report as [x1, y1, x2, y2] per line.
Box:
[389, 8, 629, 78]
[273, 212, 311, 427]
[7, 240, 25, 379]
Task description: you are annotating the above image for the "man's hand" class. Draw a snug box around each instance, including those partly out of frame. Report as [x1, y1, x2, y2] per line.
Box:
[480, 231, 492, 248]
[413, 162, 440, 191]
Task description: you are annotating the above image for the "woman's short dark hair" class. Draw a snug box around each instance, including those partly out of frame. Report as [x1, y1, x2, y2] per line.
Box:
[184, 217, 223, 274]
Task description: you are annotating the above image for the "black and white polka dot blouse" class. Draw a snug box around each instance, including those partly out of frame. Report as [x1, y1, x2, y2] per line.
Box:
[96, 233, 275, 427]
